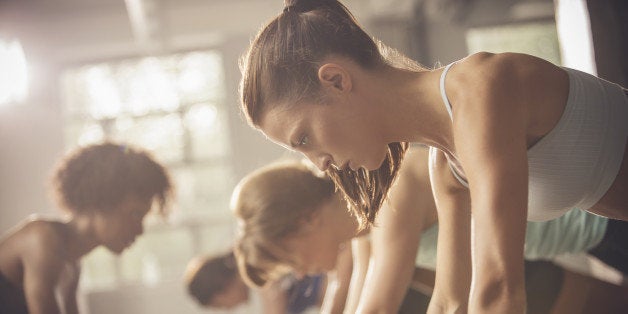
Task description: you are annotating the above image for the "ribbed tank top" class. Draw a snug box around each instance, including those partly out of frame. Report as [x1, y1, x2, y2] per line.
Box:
[439, 63, 628, 221]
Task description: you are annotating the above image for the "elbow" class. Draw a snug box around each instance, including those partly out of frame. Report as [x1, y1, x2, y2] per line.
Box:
[356, 301, 405, 314]
[427, 295, 468, 314]
[469, 278, 526, 313]
[357, 308, 399, 314]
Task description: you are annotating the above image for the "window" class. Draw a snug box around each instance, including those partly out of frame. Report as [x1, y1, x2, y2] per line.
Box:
[0, 39, 28, 106]
[60, 50, 236, 289]
[466, 21, 561, 65]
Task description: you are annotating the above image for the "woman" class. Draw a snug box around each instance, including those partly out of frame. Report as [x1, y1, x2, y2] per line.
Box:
[0, 142, 173, 314]
[184, 250, 326, 313]
[232, 147, 626, 313]
[237, 0, 628, 311]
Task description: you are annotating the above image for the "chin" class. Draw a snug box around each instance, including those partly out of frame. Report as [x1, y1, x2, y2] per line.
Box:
[107, 243, 128, 255]
[365, 154, 387, 171]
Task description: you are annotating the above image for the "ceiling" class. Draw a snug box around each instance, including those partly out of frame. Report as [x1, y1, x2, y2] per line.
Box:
[0, 0, 421, 65]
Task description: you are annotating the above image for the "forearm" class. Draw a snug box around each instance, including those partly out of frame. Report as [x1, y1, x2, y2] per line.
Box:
[344, 237, 369, 313]
[356, 260, 415, 313]
[24, 278, 62, 314]
[320, 276, 348, 314]
[469, 194, 527, 314]
[469, 281, 525, 314]
[428, 207, 472, 313]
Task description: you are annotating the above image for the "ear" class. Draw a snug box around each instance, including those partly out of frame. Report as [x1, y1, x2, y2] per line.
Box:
[317, 63, 352, 93]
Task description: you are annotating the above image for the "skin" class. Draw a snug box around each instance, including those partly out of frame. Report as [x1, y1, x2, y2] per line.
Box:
[257, 51, 628, 313]
[282, 193, 359, 275]
[207, 275, 250, 309]
[264, 148, 437, 313]
[0, 195, 152, 314]
[206, 273, 327, 314]
[355, 147, 439, 313]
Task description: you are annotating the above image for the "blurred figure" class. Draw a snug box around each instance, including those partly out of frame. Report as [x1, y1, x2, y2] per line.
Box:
[0, 142, 173, 314]
[230, 147, 628, 313]
[185, 250, 324, 313]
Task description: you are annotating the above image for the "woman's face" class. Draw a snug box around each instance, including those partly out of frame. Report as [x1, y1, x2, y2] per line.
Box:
[92, 195, 152, 254]
[280, 200, 351, 276]
[259, 96, 389, 173]
[208, 277, 249, 309]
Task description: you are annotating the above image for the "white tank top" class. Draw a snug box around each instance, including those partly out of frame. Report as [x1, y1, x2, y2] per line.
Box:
[439, 63, 628, 221]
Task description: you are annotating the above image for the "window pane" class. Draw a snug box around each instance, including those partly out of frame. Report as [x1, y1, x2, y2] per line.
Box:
[466, 22, 561, 65]
[176, 51, 225, 103]
[60, 51, 225, 118]
[61, 49, 234, 291]
[64, 120, 105, 147]
[185, 103, 231, 159]
[111, 114, 185, 163]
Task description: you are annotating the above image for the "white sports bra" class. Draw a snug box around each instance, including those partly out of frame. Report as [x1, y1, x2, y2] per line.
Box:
[439, 62, 628, 221]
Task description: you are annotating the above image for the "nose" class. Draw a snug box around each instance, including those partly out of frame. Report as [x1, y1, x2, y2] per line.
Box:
[307, 153, 332, 171]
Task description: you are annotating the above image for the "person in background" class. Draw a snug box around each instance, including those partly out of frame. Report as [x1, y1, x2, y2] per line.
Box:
[185, 250, 325, 314]
[231, 147, 628, 313]
[0, 142, 173, 314]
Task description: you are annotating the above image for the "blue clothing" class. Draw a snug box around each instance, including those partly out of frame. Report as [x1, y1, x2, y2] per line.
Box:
[439, 63, 628, 221]
[285, 274, 323, 314]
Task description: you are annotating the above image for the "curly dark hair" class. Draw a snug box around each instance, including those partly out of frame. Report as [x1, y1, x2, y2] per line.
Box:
[50, 142, 173, 216]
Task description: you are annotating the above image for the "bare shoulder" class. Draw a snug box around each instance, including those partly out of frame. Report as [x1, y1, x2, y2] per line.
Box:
[0, 219, 68, 283]
[458, 52, 559, 75]
[15, 219, 68, 262]
[451, 52, 569, 147]
[453, 52, 564, 94]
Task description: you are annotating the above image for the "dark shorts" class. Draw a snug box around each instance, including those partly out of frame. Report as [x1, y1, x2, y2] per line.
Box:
[588, 218, 628, 275]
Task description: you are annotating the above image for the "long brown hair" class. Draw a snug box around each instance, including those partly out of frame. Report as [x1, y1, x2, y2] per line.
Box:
[232, 160, 336, 287]
[239, 0, 420, 227]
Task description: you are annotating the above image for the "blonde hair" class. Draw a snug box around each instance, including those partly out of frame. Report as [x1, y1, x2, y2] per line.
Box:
[232, 160, 336, 287]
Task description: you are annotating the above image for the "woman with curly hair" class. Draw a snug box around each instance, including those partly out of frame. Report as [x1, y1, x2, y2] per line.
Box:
[0, 142, 173, 314]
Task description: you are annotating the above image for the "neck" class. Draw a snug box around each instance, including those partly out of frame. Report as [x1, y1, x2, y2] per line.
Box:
[64, 215, 100, 261]
[369, 66, 456, 154]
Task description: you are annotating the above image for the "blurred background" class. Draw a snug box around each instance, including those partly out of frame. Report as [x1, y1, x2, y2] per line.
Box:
[0, 0, 625, 313]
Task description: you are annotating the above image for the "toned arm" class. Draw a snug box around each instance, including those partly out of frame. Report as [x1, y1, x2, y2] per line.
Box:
[454, 54, 532, 313]
[320, 244, 353, 314]
[426, 148, 472, 314]
[343, 235, 370, 313]
[357, 147, 436, 313]
[21, 223, 67, 314]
